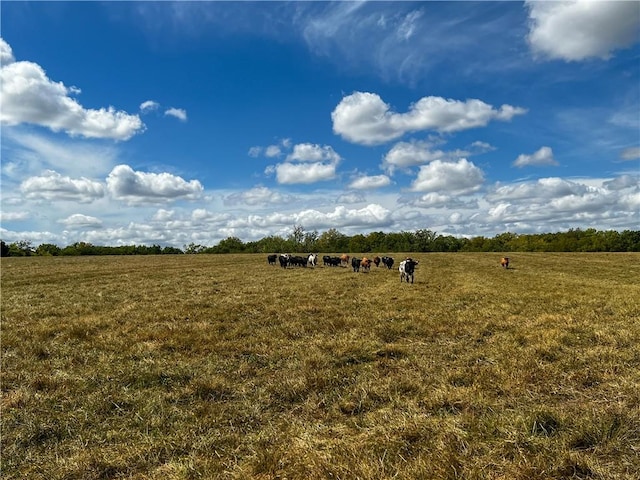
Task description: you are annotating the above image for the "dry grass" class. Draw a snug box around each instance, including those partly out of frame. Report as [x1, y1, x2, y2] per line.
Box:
[2, 253, 639, 479]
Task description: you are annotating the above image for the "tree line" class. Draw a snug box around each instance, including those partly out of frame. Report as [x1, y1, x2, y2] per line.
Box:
[2, 227, 639, 257]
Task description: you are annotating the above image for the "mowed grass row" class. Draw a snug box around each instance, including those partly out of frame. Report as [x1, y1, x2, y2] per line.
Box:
[1, 253, 639, 479]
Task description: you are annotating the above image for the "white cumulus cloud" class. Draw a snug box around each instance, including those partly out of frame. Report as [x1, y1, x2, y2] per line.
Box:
[513, 146, 558, 168]
[106, 165, 203, 203]
[0, 39, 144, 140]
[20, 170, 105, 203]
[268, 161, 337, 185]
[332, 91, 526, 145]
[410, 159, 485, 194]
[349, 174, 391, 190]
[526, 0, 640, 61]
[59, 214, 103, 228]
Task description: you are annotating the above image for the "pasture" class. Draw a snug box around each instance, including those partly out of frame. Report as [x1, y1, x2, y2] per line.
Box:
[2, 252, 639, 479]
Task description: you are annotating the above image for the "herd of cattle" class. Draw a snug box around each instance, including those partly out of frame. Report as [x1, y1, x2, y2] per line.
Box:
[267, 253, 420, 283]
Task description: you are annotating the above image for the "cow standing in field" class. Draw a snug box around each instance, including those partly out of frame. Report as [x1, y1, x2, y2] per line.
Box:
[373, 256, 381, 267]
[381, 256, 394, 269]
[501, 257, 510, 269]
[360, 257, 372, 272]
[279, 254, 290, 268]
[267, 254, 278, 265]
[399, 258, 418, 283]
[351, 257, 361, 272]
[307, 253, 318, 267]
[340, 254, 350, 268]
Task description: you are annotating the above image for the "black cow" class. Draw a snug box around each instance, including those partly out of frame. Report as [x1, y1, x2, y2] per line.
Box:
[381, 256, 394, 269]
[399, 258, 418, 283]
[322, 255, 332, 266]
[267, 254, 278, 265]
[290, 255, 307, 267]
[351, 257, 361, 272]
[279, 254, 290, 268]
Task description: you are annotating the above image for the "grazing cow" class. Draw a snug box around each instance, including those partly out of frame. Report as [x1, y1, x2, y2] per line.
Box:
[381, 256, 394, 269]
[328, 256, 341, 267]
[351, 257, 361, 272]
[307, 253, 318, 267]
[279, 254, 290, 268]
[373, 256, 381, 268]
[360, 257, 372, 272]
[399, 258, 419, 283]
[290, 255, 307, 267]
[322, 255, 332, 266]
[340, 254, 350, 267]
[267, 254, 278, 265]
[500, 257, 510, 269]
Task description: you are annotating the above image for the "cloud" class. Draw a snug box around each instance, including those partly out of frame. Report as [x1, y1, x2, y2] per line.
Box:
[59, 214, 103, 228]
[332, 91, 526, 145]
[0, 39, 144, 140]
[140, 100, 160, 113]
[265, 145, 282, 158]
[0, 211, 28, 222]
[513, 146, 558, 168]
[410, 159, 485, 194]
[286, 143, 341, 163]
[224, 186, 297, 206]
[265, 143, 342, 184]
[2, 130, 119, 179]
[248, 146, 262, 158]
[20, 170, 105, 203]
[267, 161, 338, 185]
[620, 146, 640, 161]
[106, 165, 203, 203]
[349, 174, 391, 190]
[487, 177, 588, 202]
[248, 138, 291, 158]
[1, 37, 15, 64]
[526, 0, 640, 61]
[399, 192, 478, 210]
[603, 175, 639, 191]
[164, 107, 187, 121]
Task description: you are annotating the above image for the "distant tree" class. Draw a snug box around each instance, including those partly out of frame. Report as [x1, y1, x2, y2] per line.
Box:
[303, 230, 319, 252]
[8, 240, 35, 256]
[214, 236, 245, 254]
[348, 234, 370, 253]
[287, 225, 306, 252]
[162, 246, 184, 254]
[413, 229, 437, 252]
[184, 243, 206, 254]
[317, 228, 348, 253]
[36, 243, 62, 256]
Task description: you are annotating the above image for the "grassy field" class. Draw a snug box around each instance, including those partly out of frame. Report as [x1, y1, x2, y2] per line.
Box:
[2, 252, 639, 479]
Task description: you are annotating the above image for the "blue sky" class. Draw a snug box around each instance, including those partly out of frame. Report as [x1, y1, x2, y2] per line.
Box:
[1, 1, 639, 248]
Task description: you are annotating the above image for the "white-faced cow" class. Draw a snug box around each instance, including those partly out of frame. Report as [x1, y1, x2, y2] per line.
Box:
[399, 258, 418, 283]
[307, 253, 318, 267]
[279, 254, 290, 268]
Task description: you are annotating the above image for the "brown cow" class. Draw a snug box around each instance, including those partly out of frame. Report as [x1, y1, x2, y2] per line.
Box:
[373, 256, 381, 267]
[500, 257, 510, 269]
[360, 257, 372, 272]
[340, 254, 350, 267]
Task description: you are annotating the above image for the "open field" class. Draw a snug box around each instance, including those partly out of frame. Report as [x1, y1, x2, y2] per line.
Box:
[2, 252, 639, 479]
